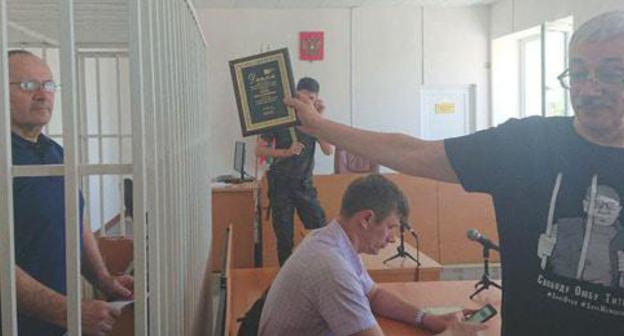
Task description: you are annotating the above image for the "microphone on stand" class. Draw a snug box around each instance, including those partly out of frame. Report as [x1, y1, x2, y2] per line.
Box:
[383, 220, 421, 266]
[467, 229, 500, 252]
[402, 221, 419, 238]
[402, 221, 420, 267]
[466, 228, 502, 299]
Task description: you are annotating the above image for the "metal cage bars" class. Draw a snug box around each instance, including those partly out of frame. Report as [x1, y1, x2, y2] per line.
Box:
[58, 0, 83, 334]
[0, 0, 18, 334]
[0, 0, 209, 335]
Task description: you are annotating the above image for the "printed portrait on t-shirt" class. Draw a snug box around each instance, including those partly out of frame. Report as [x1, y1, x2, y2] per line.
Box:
[538, 178, 624, 289]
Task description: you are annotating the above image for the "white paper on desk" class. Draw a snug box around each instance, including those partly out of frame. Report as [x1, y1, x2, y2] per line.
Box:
[423, 306, 463, 315]
[108, 300, 134, 311]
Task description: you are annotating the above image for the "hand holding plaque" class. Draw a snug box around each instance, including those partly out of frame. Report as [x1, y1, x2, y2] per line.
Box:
[230, 48, 298, 136]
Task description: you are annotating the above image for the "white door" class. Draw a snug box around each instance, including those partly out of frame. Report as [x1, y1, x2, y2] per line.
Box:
[420, 85, 476, 140]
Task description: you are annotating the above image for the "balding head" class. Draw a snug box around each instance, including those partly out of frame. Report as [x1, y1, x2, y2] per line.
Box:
[570, 11, 624, 47]
[8, 50, 55, 141]
[8, 49, 38, 60]
[8, 50, 51, 80]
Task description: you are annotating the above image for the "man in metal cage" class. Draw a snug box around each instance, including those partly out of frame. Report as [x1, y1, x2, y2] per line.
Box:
[3, 50, 133, 336]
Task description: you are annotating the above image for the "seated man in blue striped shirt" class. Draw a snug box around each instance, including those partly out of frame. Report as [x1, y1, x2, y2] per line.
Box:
[259, 174, 485, 336]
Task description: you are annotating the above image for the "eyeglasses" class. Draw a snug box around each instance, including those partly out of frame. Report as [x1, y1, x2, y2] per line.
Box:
[558, 67, 624, 90]
[9, 80, 59, 93]
[593, 198, 622, 211]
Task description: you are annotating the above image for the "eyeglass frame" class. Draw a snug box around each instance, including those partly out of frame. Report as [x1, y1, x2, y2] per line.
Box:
[557, 67, 624, 90]
[9, 79, 59, 93]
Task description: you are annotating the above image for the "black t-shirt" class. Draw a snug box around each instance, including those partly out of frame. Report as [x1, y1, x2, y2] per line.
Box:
[261, 127, 317, 179]
[445, 117, 624, 336]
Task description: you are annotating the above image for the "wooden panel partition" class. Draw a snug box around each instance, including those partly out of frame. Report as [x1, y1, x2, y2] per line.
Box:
[99, 237, 135, 336]
[211, 182, 258, 271]
[261, 173, 497, 266]
[97, 237, 134, 275]
[438, 182, 499, 264]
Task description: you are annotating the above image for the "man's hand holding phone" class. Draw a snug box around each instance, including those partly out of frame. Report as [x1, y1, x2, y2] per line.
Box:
[463, 304, 497, 323]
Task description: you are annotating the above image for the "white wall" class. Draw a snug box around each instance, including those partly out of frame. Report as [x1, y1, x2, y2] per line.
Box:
[199, 5, 491, 176]
[351, 7, 422, 137]
[423, 6, 491, 130]
[491, 0, 624, 39]
[200, 9, 351, 176]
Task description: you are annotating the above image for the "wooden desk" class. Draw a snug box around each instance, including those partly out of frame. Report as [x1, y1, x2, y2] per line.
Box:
[362, 240, 442, 282]
[230, 269, 500, 336]
[378, 281, 501, 336]
[212, 182, 259, 271]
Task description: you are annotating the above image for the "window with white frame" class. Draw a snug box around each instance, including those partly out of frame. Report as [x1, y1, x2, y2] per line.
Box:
[544, 23, 572, 117]
[492, 17, 573, 125]
[81, 53, 133, 237]
[520, 34, 542, 117]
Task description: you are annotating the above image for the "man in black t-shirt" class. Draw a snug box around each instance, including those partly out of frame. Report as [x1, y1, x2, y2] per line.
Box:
[282, 10, 624, 336]
[256, 77, 334, 265]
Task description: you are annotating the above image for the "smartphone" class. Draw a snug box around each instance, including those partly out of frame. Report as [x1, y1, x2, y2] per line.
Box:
[464, 304, 497, 323]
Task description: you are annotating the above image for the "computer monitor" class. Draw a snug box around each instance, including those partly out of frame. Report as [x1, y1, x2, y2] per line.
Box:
[234, 141, 246, 180]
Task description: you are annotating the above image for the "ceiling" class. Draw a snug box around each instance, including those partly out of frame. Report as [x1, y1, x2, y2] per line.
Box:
[7, 0, 129, 45]
[5, 0, 497, 46]
[7, 0, 204, 47]
[192, 0, 500, 9]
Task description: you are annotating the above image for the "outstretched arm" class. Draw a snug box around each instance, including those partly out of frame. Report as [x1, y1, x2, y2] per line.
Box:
[318, 139, 334, 156]
[312, 99, 334, 156]
[367, 285, 487, 335]
[285, 95, 458, 183]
